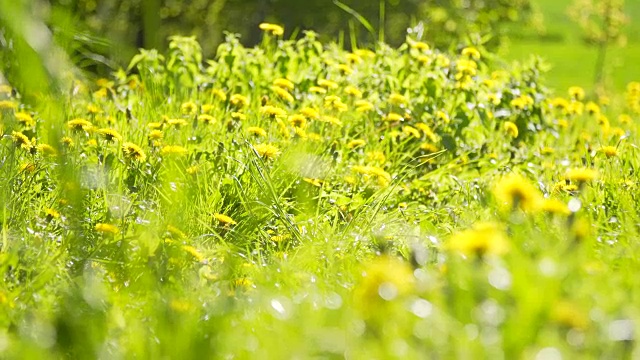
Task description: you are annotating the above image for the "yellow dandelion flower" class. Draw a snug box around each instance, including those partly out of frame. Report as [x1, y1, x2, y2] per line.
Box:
[568, 86, 585, 101]
[610, 127, 625, 138]
[44, 208, 60, 220]
[214, 213, 237, 225]
[366, 151, 386, 164]
[385, 112, 403, 122]
[320, 116, 343, 127]
[309, 86, 327, 94]
[288, 114, 307, 128]
[541, 147, 555, 155]
[568, 101, 584, 116]
[402, 125, 421, 139]
[344, 85, 363, 98]
[447, 222, 509, 257]
[253, 143, 280, 159]
[415, 123, 438, 142]
[231, 112, 247, 121]
[585, 101, 601, 115]
[354, 256, 414, 313]
[67, 118, 93, 132]
[61, 136, 74, 147]
[198, 114, 215, 124]
[95, 223, 119, 235]
[181, 101, 197, 115]
[148, 122, 163, 130]
[599, 146, 618, 158]
[86, 104, 101, 114]
[181, 164, 198, 175]
[259, 22, 284, 36]
[565, 168, 599, 183]
[97, 128, 123, 142]
[352, 165, 391, 186]
[410, 40, 430, 51]
[167, 118, 188, 128]
[503, 121, 519, 138]
[122, 142, 146, 162]
[230, 94, 249, 108]
[551, 97, 569, 111]
[435, 110, 450, 124]
[273, 78, 294, 91]
[317, 79, 339, 89]
[551, 301, 589, 330]
[346, 53, 363, 64]
[389, 93, 409, 106]
[420, 143, 439, 153]
[247, 126, 267, 137]
[336, 64, 352, 74]
[14, 112, 35, 127]
[618, 114, 632, 124]
[19, 162, 36, 173]
[160, 145, 188, 156]
[597, 115, 610, 132]
[0, 100, 17, 110]
[302, 177, 324, 187]
[260, 105, 287, 118]
[11, 131, 33, 150]
[355, 100, 374, 112]
[300, 107, 320, 119]
[493, 173, 541, 212]
[540, 198, 571, 216]
[148, 130, 164, 140]
[487, 93, 501, 106]
[36, 143, 57, 156]
[182, 245, 205, 262]
[201, 104, 215, 114]
[211, 89, 227, 102]
[461, 46, 481, 60]
[557, 119, 569, 128]
[324, 95, 348, 112]
[271, 86, 294, 103]
[347, 139, 366, 149]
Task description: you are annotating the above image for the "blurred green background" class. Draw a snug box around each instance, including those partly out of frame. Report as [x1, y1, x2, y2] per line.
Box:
[1, 0, 638, 92]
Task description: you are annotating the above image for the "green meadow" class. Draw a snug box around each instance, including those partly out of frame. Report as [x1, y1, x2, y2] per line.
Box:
[1, 2, 639, 359]
[503, 0, 640, 92]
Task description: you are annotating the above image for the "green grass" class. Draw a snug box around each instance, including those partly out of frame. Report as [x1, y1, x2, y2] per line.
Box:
[0, 27, 639, 359]
[502, 0, 640, 93]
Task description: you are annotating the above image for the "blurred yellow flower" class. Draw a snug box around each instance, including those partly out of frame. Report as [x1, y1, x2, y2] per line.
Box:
[253, 143, 280, 159]
[599, 146, 618, 158]
[568, 86, 585, 101]
[259, 22, 284, 36]
[565, 168, 599, 183]
[214, 213, 237, 225]
[160, 145, 188, 156]
[503, 121, 519, 138]
[97, 128, 123, 142]
[448, 222, 509, 257]
[95, 223, 119, 235]
[493, 173, 541, 212]
[122, 142, 147, 162]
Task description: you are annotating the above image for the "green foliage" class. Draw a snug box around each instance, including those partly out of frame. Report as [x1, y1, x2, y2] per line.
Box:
[13, 0, 540, 69]
[0, 27, 639, 359]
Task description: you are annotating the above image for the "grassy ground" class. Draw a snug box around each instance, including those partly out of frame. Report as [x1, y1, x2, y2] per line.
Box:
[502, 0, 640, 93]
[1, 29, 639, 358]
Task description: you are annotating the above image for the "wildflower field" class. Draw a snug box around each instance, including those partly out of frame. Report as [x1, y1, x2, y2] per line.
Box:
[1, 25, 639, 359]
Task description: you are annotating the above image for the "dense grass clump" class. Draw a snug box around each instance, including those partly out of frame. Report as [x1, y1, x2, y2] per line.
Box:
[0, 26, 639, 358]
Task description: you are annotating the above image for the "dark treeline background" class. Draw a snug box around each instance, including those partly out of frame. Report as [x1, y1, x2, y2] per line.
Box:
[0, 0, 541, 85]
[50, 0, 537, 68]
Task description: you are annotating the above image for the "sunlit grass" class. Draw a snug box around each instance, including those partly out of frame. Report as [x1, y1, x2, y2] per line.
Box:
[0, 24, 639, 359]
